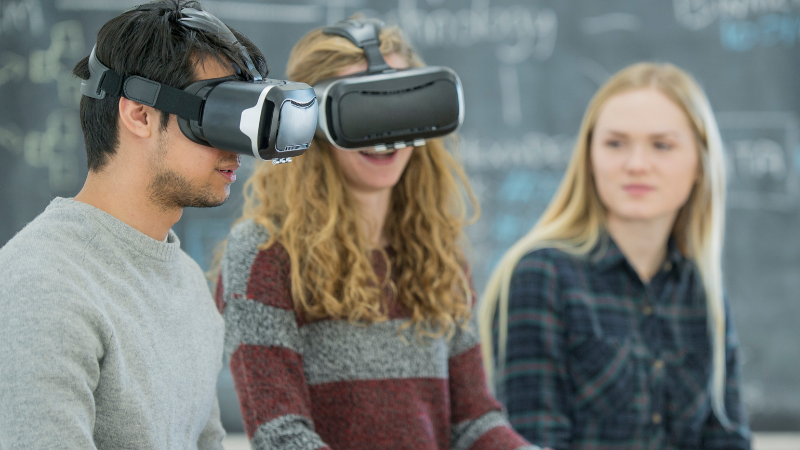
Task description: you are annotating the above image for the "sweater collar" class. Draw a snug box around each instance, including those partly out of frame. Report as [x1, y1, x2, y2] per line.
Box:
[48, 197, 181, 262]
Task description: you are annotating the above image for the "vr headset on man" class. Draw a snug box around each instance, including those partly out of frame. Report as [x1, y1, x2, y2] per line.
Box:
[80, 5, 318, 162]
[80, 7, 465, 160]
[314, 18, 465, 151]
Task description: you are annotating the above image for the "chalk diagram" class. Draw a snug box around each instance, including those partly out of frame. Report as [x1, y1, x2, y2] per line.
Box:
[674, 0, 800, 51]
[717, 111, 800, 209]
[0, 0, 84, 191]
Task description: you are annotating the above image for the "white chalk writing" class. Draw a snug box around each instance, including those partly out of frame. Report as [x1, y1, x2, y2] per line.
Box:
[20, 109, 82, 191]
[674, 0, 797, 30]
[0, 51, 26, 88]
[0, 0, 44, 36]
[459, 131, 575, 171]
[389, 0, 558, 64]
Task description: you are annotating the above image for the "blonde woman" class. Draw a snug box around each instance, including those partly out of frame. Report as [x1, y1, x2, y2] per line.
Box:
[216, 21, 537, 450]
[479, 63, 750, 449]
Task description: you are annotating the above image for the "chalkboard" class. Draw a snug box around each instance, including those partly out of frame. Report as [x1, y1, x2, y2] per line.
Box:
[2, 0, 799, 433]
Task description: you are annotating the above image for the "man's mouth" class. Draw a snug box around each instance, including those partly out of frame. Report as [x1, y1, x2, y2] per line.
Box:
[217, 156, 241, 180]
[217, 168, 237, 182]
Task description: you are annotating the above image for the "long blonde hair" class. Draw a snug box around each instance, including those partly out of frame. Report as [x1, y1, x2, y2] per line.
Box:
[238, 24, 479, 338]
[478, 62, 730, 427]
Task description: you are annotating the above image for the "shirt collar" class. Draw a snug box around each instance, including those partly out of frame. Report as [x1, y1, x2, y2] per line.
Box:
[591, 232, 686, 273]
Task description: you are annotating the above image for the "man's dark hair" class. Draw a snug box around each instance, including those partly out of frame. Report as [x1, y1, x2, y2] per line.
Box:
[72, 0, 268, 171]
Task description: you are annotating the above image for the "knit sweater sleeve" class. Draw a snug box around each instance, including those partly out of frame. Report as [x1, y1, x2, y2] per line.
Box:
[0, 273, 106, 449]
[447, 275, 540, 450]
[217, 220, 330, 450]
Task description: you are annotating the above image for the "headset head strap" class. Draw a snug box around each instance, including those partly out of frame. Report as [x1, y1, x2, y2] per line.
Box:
[322, 18, 390, 74]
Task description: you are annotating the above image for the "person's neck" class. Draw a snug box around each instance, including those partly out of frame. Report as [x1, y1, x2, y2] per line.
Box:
[606, 213, 675, 283]
[74, 163, 182, 242]
[348, 186, 392, 248]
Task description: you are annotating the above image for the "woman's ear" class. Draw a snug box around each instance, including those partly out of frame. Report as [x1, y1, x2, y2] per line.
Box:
[118, 97, 157, 139]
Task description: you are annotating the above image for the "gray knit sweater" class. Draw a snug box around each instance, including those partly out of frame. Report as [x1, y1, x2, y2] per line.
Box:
[0, 198, 225, 449]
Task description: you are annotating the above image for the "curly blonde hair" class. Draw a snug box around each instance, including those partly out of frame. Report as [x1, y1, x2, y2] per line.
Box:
[237, 23, 479, 338]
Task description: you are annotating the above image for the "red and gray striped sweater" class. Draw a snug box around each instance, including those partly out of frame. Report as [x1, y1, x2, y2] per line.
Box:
[216, 220, 537, 450]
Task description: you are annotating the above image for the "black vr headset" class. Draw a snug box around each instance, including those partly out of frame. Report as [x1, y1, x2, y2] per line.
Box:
[314, 19, 465, 151]
[80, 5, 318, 162]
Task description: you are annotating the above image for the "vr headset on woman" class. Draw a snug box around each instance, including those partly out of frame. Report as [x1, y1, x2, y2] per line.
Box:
[314, 19, 465, 151]
[81, 5, 318, 162]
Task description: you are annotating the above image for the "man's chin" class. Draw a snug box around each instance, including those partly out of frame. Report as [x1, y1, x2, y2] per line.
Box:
[148, 171, 231, 210]
[183, 193, 229, 209]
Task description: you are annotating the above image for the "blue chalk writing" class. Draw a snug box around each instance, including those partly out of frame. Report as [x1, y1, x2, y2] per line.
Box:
[491, 213, 522, 243]
[497, 170, 563, 204]
[498, 171, 536, 203]
[720, 14, 800, 51]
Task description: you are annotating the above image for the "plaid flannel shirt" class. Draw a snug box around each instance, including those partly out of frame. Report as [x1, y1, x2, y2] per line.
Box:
[493, 236, 751, 450]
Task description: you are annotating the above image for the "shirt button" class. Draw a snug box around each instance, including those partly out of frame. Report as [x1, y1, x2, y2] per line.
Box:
[653, 359, 664, 371]
[662, 261, 672, 272]
[642, 305, 654, 315]
[652, 413, 662, 424]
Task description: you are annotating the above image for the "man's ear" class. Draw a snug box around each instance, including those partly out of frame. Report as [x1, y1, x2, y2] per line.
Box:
[118, 97, 158, 139]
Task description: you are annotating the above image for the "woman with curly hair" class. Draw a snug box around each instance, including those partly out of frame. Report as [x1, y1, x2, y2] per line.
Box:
[216, 20, 538, 450]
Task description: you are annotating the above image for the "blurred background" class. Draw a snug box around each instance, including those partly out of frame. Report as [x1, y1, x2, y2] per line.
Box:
[1, 0, 799, 438]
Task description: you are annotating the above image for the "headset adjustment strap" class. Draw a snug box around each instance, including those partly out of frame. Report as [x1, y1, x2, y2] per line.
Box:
[81, 45, 203, 122]
[322, 18, 390, 74]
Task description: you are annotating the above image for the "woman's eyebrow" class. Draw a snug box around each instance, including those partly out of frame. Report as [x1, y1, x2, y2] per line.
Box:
[598, 130, 681, 138]
[648, 131, 680, 138]
[600, 130, 629, 138]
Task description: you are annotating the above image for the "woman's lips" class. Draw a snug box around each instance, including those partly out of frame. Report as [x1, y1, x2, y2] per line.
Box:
[623, 184, 655, 195]
[359, 150, 398, 166]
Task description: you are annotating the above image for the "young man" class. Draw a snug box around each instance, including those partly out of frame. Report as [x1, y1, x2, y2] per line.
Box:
[0, 2, 269, 448]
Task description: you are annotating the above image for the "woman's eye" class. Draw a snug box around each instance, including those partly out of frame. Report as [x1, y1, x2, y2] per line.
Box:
[605, 139, 623, 148]
[654, 141, 673, 150]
